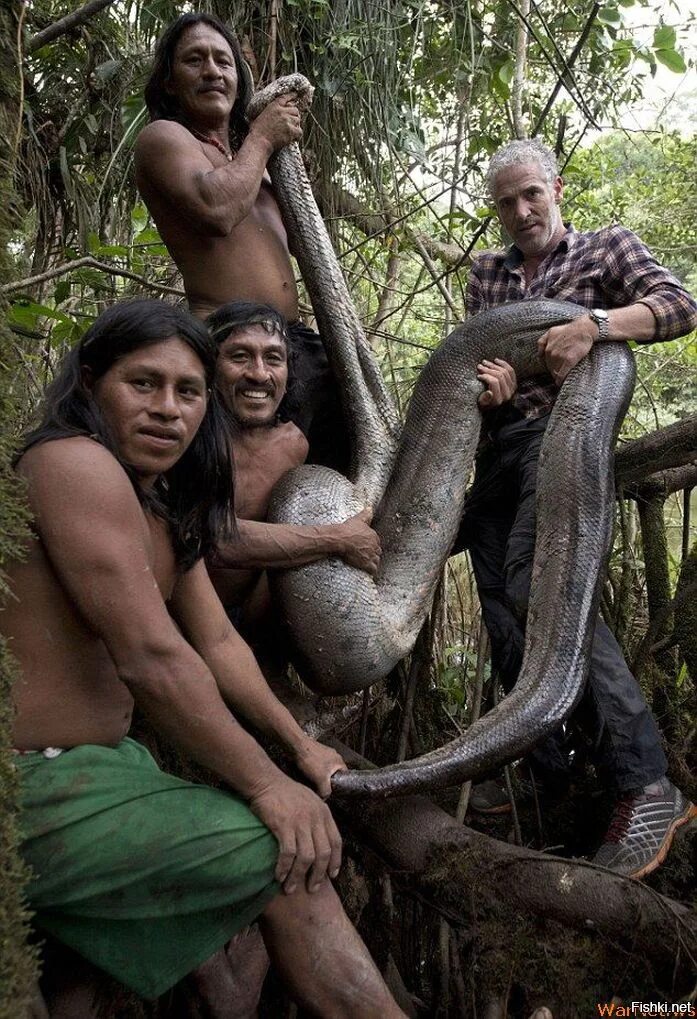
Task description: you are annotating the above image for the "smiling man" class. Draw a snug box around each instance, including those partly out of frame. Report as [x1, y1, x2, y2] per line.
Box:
[456, 139, 697, 878]
[134, 13, 347, 470]
[206, 301, 380, 649]
[5, 299, 405, 1017]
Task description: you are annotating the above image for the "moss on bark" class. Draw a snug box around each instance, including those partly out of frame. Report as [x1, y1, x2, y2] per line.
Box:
[0, 5, 40, 1013]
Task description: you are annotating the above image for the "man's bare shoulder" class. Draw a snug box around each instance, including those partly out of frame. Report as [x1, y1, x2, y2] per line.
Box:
[136, 119, 196, 153]
[135, 121, 203, 176]
[275, 420, 309, 466]
[18, 437, 142, 517]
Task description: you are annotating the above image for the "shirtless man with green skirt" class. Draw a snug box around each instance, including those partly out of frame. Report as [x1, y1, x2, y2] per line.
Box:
[5, 299, 404, 1017]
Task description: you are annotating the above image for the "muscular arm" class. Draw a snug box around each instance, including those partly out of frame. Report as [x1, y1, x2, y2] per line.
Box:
[171, 562, 345, 790]
[215, 510, 381, 575]
[134, 97, 300, 237]
[540, 227, 697, 383]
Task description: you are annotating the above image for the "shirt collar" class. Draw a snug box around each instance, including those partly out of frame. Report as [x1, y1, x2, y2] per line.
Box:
[503, 222, 576, 270]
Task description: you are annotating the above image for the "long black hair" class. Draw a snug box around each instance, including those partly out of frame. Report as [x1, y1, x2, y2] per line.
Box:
[144, 13, 252, 151]
[18, 299, 235, 571]
[206, 300, 302, 424]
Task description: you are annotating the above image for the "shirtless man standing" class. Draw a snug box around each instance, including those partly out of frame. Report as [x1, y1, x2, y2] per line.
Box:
[205, 300, 379, 636]
[5, 298, 404, 1017]
[135, 12, 347, 468]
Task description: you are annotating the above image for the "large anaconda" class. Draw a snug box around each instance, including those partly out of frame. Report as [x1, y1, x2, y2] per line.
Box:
[247, 76, 636, 797]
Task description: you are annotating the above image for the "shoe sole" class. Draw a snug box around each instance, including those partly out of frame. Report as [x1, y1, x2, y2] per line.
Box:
[471, 802, 512, 815]
[629, 801, 697, 880]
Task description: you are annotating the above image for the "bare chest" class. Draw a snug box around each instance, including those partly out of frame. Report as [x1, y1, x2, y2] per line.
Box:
[233, 426, 308, 521]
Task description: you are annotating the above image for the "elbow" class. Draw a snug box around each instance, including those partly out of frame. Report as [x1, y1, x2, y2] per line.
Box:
[116, 636, 191, 699]
[196, 209, 235, 237]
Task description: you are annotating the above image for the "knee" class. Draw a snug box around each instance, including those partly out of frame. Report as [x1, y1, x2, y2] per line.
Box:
[504, 571, 530, 623]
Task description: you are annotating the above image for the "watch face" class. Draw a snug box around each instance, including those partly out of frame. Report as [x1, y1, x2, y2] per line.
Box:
[592, 308, 609, 321]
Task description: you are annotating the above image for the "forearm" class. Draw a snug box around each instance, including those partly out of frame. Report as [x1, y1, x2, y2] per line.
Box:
[215, 519, 346, 569]
[119, 640, 286, 797]
[603, 303, 659, 343]
[204, 629, 310, 758]
[195, 131, 273, 232]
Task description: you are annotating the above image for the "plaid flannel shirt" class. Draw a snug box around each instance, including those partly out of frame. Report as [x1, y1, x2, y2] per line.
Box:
[466, 223, 697, 422]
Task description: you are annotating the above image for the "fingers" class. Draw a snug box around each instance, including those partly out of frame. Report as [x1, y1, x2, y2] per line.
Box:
[274, 828, 297, 888]
[283, 827, 314, 895]
[355, 507, 373, 525]
[476, 358, 516, 408]
[282, 806, 342, 895]
[307, 809, 342, 892]
[347, 539, 381, 575]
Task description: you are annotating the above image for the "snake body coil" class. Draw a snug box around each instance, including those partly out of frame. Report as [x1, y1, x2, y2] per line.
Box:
[248, 77, 636, 797]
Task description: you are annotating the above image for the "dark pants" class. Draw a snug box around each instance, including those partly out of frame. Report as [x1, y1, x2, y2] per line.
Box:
[284, 321, 350, 473]
[454, 414, 666, 794]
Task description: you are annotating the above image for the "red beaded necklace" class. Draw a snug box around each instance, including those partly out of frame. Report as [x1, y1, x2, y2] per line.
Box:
[188, 127, 234, 162]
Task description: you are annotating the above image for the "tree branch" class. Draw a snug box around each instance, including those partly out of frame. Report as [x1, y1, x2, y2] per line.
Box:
[1, 257, 185, 298]
[325, 739, 696, 977]
[27, 0, 117, 54]
[625, 462, 697, 502]
[615, 416, 697, 487]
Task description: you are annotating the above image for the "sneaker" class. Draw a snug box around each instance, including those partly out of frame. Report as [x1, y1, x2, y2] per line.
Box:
[470, 777, 512, 814]
[591, 777, 697, 879]
[470, 771, 536, 814]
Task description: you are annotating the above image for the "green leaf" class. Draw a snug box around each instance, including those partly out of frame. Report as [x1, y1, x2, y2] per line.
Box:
[54, 281, 71, 304]
[121, 94, 146, 134]
[134, 226, 163, 245]
[497, 59, 515, 85]
[654, 48, 687, 73]
[597, 6, 621, 26]
[96, 243, 129, 257]
[653, 24, 676, 49]
[8, 300, 72, 328]
[131, 203, 149, 231]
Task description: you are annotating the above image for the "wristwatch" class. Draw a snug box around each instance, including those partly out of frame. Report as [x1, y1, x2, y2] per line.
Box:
[589, 307, 610, 341]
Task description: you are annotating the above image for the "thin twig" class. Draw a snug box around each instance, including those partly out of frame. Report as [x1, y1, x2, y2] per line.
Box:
[358, 688, 370, 757]
[1, 257, 185, 298]
[531, 3, 600, 137]
[14, 1, 28, 162]
[455, 624, 489, 823]
[682, 488, 692, 562]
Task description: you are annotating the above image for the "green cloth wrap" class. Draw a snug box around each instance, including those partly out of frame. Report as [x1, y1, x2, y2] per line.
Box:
[16, 738, 279, 999]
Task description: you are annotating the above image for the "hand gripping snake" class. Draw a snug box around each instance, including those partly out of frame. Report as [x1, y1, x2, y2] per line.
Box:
[247, 76, 636, 797]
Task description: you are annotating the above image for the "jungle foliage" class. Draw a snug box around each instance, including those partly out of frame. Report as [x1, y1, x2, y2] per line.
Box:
[2, 0, 696, 1014]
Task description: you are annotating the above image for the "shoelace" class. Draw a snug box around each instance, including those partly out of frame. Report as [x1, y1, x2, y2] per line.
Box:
[603, 796, 638, 843]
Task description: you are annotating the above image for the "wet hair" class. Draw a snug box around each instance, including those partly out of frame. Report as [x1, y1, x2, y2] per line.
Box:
[206, 300, 301, 424]
[486, 139, 559, 198]
[144, 13, 252, 150]
[18, 299, 234, 571]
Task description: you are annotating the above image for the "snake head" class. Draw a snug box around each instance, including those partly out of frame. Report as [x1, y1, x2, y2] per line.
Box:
[246, 73, 315, 120]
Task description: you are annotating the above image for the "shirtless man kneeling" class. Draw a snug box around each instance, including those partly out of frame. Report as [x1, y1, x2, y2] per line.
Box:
[206, 301, 380, 644]
[4, 298, 404, 1018]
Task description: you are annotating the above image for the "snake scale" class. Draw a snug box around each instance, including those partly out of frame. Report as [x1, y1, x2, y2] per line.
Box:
[247, 76, 636, 797]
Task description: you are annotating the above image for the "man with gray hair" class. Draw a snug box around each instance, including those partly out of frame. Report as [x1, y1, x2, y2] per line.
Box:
[458, 138, 697, 878]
